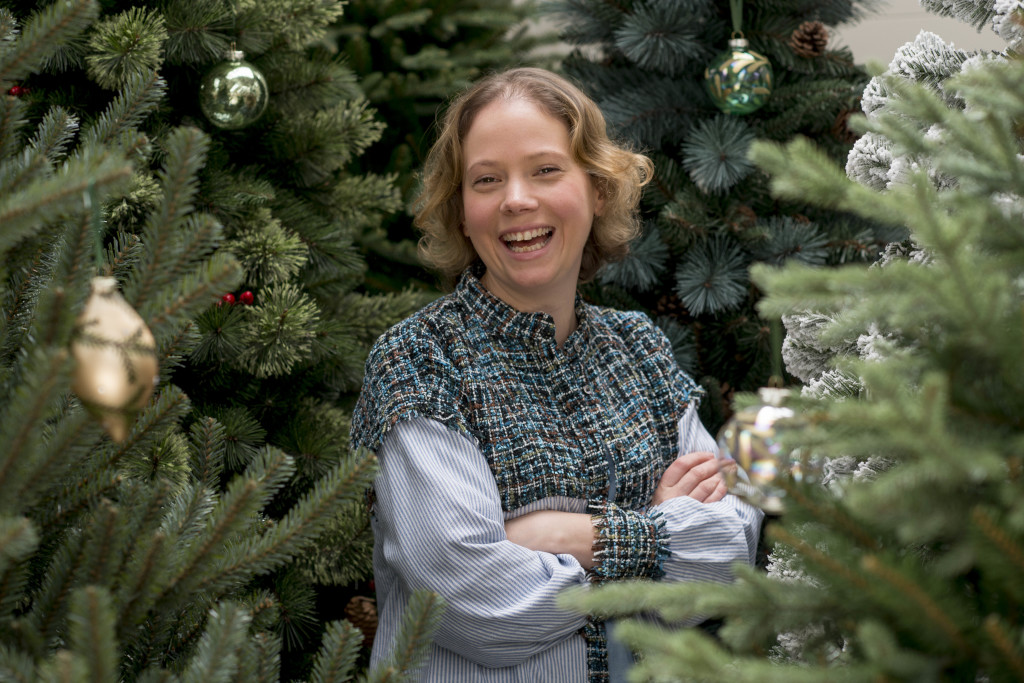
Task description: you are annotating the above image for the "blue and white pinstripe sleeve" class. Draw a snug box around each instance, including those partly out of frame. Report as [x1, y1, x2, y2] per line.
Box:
[653, 406, 765, 583]
[372, 417, 590, 669]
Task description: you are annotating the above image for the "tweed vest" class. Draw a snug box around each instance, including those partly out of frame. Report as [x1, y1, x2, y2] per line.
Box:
[350, 269, 702, 681]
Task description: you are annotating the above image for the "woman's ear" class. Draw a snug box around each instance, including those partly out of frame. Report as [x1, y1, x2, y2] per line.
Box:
[593, 178, 607, 217]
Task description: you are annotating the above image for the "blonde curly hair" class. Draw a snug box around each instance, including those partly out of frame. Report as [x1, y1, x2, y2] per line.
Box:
[414, 67, 654, 287]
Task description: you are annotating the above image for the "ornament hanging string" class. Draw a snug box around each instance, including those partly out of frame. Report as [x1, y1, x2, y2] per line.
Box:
[730, 0, 744, 35]
[84, 183, 105, 274]
[769, 317, 784, 388]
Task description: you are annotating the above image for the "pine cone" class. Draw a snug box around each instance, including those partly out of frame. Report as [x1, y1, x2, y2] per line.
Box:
[790, 21, 829, 58]
[653, 293, 688, 319]
[345, 595, 378, 650]
[832, 108, 859, 145]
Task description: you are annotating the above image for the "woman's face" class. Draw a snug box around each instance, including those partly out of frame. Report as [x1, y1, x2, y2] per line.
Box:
[460, 97, 604, 311]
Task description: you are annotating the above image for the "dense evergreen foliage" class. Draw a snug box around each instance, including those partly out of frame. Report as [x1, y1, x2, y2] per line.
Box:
[0, 0, 439, 678]
[548, 0, 903, 429]
[565, 3, 1024, 681]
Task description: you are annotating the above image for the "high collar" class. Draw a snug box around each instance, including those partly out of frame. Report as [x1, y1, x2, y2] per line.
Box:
[453, 268, 590, 356]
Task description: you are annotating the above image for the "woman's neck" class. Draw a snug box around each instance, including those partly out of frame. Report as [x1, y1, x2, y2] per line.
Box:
[478, 272, 578, 347]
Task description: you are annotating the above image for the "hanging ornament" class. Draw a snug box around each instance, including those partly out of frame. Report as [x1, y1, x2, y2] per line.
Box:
[199, 44, 269, 130]
[704, 0, 773, 115]
[714, 387, 820, 514]
[71, 276, 159, 442]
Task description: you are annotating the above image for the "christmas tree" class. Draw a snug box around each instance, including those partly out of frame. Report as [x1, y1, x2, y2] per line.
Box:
[564, 2, 1024, 681]
[547, 0, 904, 429]
[0, 0, 437, 678]
[332, 0, 557, 295]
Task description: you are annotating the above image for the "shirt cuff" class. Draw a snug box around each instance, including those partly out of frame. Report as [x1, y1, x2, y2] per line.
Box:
[588, 501, 670, 582]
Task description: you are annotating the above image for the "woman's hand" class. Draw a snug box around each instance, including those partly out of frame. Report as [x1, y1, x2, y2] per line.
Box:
[651, 451, 728, 507]
[504, 510, 595, 569]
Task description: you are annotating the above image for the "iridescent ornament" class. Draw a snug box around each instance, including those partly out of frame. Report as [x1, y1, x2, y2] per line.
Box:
[715, 387, 819, 514]
[71, 276, 159, 442]
[199, 47, 269, 130]
[704, 36, 773, 115]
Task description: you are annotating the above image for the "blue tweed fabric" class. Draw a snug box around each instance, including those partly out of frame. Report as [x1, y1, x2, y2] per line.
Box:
[350, 268, 703, 681]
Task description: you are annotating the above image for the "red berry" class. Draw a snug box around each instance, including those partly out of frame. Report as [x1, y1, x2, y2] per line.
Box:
[239, 290, 254, 305]
[221, 292, 236, 306]
[7, 85, 25, 97]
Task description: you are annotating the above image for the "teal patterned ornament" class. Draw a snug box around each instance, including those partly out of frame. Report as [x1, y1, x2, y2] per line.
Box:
[714, 387, 819, 514]
[199, 47, 269, 130]
[704, 36, 773, 115]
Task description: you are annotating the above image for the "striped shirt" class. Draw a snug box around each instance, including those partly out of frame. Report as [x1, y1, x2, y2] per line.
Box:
[369, 414, 762, 681]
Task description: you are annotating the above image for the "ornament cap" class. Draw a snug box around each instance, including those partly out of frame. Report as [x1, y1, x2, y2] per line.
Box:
[225, 48, 245, 61]
[728, 37, 750, 49]
[757, 386, 791, 406]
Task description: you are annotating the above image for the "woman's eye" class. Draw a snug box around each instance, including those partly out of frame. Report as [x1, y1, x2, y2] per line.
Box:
[472, 176, 497, 185]
[538, 166, 560, 175]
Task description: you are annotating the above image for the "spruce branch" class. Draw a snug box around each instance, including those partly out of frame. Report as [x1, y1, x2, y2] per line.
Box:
[140, 251, 242, 344]
[0, 0, 99, 85]
[673, 235, 748, 315]
[67, 586, 117, 683]
[613, 1, 709, 76]
[0, 516, 38, 578]
[85, 7, 167, 91]
[0, 347, 72, 509]
[185, 449, 377, 599]
[236, 283, 320, 378]
[681, 115, 756, 194]
[27, 106, 79, 170]
[115, 530, 166, 640]
[80, 69, 166, 149]
[859, 554, 972, 655]
[7, 408, 95, 518]
[159, 448, 297, 607]
[768, 525, 872, 593]
[982, 614, 1024, 680]
[366, 590, 444, 683]
[188, 417, 227, 489]
[0, 148, 133, 249]
[310, 619, 362, 683]
[129, 126, 213, 312]
[178, 602, 251, 683]
[104, 384, 191, 466]
[0, 87, 26, 161]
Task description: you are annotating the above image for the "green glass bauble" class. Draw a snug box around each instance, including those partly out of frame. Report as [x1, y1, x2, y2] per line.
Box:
[704, 37, 773, 115]
[199, 49, 269, 130]
[715, 388, 819, 514]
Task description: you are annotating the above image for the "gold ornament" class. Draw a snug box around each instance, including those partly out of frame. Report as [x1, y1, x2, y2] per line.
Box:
[715, 387, 819, 514]
[71, 276, 158, 442]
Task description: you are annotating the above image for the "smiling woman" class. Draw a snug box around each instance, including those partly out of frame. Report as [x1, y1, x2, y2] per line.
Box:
[349, 67, 764, 683]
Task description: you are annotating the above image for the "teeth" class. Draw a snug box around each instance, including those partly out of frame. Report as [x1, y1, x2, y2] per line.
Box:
[503, 227, 551, 242]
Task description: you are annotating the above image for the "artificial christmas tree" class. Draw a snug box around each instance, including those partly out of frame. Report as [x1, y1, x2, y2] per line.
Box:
[548, 0, 903, 429]
[0, 0, 438, 678]
[331, 0, 557, 294]
[564, 1, 1024, 680]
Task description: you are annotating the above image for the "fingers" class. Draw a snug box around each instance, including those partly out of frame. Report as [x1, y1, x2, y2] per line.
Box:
[653, 451, 728, 505]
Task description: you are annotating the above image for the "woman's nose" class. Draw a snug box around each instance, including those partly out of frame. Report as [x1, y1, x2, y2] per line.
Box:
[500, 178, 538, 214]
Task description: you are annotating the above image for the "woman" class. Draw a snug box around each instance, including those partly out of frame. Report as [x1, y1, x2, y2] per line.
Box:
[350, 67, 763, 682]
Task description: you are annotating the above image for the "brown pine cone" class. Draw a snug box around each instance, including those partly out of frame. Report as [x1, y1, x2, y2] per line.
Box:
[832, 108, 859, 145]
[790, 21, 829, 58]
[345, 595, 378, 650]
[653, 293, 688, 319]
